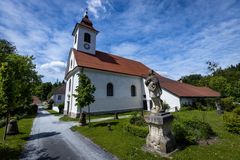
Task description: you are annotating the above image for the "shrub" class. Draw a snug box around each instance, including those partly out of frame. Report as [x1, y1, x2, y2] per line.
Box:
[233, 107, 240, 115]
[223, 108, 240, 134]
[0, 119, 6, 128]
[24, 104, 38, 115]
[220, 97, 236, 111]
[180, 105, 193, 111]
[129, 112, 146, 126]
[162, 101, 170, 111]
[123, 122, 148, 138]
[58, 103, 64, 114]
[172, 119, 215, 144]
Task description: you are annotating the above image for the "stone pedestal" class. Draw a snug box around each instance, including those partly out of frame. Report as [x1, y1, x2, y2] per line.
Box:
[7, 119, 19, 135]
[144, 112, 176, 155]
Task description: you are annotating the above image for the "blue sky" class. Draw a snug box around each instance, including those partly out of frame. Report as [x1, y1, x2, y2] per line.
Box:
[0, 0, 240, 82]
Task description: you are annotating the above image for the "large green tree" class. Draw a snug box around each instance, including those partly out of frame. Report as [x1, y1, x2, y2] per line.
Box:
[0, 39, 41, 140]
[73, 70, 95, 125]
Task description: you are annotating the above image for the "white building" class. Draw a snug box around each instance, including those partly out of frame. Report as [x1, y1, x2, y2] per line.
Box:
[64, 13, 220, 118]
[51, 84, 66, 106]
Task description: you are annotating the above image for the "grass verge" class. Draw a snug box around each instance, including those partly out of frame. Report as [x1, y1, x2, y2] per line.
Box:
[72, 110, 240, 160]
[46, 109, 61, 116]
[0, 115, 35, 160]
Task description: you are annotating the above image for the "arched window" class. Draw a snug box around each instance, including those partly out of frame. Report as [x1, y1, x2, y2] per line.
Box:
[84, 33, 91, 43]
[107, 83, 113, 96]
[131, 85, 136, 96]
[69, 79, 71, 91]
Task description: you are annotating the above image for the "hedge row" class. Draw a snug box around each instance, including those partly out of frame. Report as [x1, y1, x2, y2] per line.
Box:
[122, 122, 148, 138]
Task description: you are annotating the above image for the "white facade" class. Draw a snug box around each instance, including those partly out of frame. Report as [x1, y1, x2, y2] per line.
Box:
[161, 89, 181, 112]
[64, 67, 144, 117]
[52, 94, 65, 106]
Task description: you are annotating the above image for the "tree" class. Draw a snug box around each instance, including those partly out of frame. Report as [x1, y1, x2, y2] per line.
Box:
[206, 61, 220, 75]
[0, 39, 41, 140]
[180, 74, 203, 86]
[208, 76, 230, 97]
[73, 70, 96, 125]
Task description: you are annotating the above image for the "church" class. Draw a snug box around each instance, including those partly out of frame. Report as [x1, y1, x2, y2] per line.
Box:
[64, 13, 220, 118]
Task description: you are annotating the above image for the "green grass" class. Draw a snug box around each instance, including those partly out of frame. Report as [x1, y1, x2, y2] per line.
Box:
[46, 109, 61, 116]
[0, 115, 35, 160]
[60, 115, 78, 122]
[71, 118, 165, 160]
[59, 111, 138, 122]
[72, 110, 240, 160]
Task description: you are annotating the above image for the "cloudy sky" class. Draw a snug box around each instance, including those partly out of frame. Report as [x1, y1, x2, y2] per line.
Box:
[0, 0, 240, 82]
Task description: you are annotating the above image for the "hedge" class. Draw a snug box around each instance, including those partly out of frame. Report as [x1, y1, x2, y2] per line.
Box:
[122, 122, 148, 138]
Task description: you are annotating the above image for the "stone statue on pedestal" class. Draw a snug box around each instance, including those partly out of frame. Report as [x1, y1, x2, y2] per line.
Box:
[145, 70, 163, 113]
[144, 70, 176, 155]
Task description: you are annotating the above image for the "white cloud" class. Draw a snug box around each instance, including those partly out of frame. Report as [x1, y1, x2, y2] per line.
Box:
[110, 42, 141, 57]
[39, 61, 66, 82]
[87, 0, 112, 19]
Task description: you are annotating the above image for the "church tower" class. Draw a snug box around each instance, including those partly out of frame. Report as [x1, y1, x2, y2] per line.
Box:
[72, 10, 98, 55]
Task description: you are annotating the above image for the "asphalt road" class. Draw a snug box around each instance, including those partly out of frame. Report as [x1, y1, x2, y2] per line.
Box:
[20, 108, 117, 160]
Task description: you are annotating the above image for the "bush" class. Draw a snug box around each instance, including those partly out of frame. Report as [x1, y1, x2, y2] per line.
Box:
[58, 103, 64, 114]
[220, 97, 236, 111]
[162, 101, 170, 111]
[180, 105, 193, 111]
[123, 122, 148, 138]
[172, 119, 215, 144]
[24, 104, 38, 115]
[129, 112, 146, 126]
[223, 108, 240, 134]
[0, 119, 6, 128]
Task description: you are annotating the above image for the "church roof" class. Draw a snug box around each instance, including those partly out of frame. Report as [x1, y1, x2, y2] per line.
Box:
[72, 15, 98, 35]
[71, 49, 220, 98]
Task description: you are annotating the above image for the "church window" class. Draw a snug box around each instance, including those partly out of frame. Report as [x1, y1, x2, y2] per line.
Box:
[131, 85, 136, 97]
[107, 83, 113, 96]
[70, 60, 72, 68]
[69, 79, 71, 91]
[84, 33, 91, 43]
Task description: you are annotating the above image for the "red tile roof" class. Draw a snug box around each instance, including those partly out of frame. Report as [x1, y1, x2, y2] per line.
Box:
[71, 49, 220, 98]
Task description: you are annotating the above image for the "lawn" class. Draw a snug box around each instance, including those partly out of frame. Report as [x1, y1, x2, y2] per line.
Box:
[60, 111, 138, 122]
[46, 109, 61, 116]
[0, 115, 35, 160]
[72, 110, 240, 160]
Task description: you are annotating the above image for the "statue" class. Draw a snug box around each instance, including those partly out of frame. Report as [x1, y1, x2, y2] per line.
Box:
[145, 70, 163, 113]
[144, 70, 176, 155]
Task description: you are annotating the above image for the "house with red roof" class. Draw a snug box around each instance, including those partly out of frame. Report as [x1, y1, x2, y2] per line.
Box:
[64, 13, 220, 118]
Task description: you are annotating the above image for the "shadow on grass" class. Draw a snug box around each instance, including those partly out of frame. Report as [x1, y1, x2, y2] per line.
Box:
[0, 143, 22, 160]
[93, 122, 119, 127]
[22, 132, 61, 141]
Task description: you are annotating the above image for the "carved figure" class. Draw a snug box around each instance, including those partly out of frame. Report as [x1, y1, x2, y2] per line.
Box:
[145, 70, 163, 113]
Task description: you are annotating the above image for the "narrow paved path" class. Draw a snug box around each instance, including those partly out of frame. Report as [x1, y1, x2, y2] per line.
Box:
[20, 107, 117, 160]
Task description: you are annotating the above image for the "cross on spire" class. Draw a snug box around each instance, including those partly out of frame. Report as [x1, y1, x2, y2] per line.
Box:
[85, 8, 88, 17]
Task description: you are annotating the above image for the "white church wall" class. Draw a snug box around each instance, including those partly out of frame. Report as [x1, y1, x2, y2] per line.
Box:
[68, 50, 77, 72]
[69, 68, 144, 114]
[161, 89, 181, 112]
